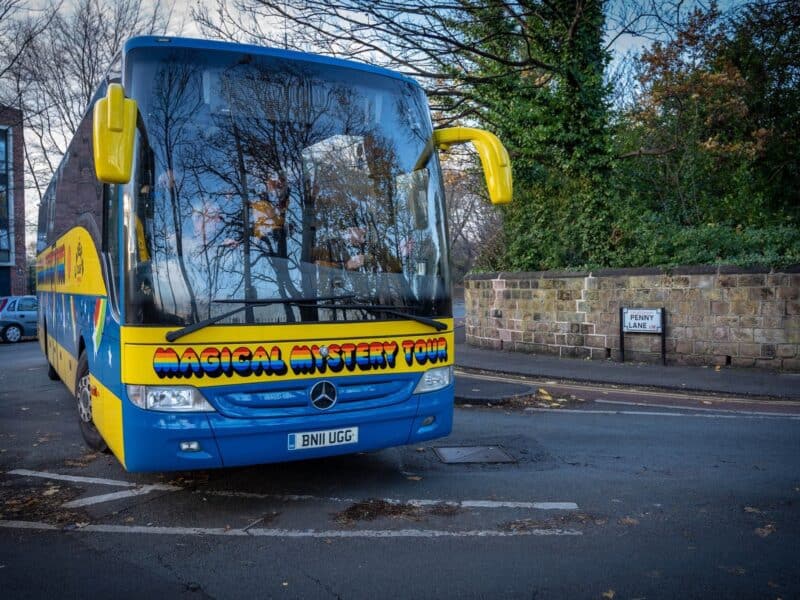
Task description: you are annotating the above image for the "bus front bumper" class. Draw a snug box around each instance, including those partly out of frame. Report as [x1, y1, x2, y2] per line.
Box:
[121, 385, 453, 472]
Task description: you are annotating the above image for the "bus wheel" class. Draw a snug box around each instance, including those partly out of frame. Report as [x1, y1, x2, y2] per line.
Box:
[47, 362, 60, 381]
[75, 352, 108, 452]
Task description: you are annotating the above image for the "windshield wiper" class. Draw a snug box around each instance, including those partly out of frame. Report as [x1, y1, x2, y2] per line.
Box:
[165, 295, 447, 342]
[306, 302, 447, 332]
[165, 294, 355, 342]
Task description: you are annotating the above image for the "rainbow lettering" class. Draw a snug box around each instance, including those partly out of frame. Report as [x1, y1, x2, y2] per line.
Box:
[151, 337, 449, 380]
[289, 341, 399, 375]
[400, 337, 448, 366]
[154, 345, 287, 379]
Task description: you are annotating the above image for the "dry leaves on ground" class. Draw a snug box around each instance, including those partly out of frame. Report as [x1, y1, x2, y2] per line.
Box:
[755, 523, 776, 538]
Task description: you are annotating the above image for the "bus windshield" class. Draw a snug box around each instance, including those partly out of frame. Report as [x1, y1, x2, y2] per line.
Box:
[123, 47, 450, 327]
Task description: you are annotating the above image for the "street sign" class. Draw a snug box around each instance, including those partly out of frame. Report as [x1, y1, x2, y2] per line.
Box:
[622, 308, 663, 333]
[619, 307, 667, 365]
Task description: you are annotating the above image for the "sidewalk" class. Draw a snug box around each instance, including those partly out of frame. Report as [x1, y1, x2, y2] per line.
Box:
[454, 337, 800, 400]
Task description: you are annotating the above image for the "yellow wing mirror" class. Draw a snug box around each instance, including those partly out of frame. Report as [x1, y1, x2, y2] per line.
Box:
[433, 127, 512, 204]
[93, 83, 137, 184]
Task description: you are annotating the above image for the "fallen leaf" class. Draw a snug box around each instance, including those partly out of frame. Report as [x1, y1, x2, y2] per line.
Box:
[718, 565, 746, 575]
[537, 388, 553, 401]
[619, 516, 639, 526]
[75, 522, 89, 528]
[714, 365, 721, 372]
[415, 447, 425, 452]
[701, 400, 713, 405]
[124, 517, 134, 523]
[602, 590, 615, 599]
[744, 506, 761, 514]
[42, 486, 60, 497]
[406, 476, 422, 481]
[755, 524, 776, 538]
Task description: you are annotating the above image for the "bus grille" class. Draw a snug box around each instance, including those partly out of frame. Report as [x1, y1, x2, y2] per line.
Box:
[202, 373, 419, 419]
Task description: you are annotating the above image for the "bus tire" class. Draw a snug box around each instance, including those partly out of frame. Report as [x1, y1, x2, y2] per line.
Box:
[47, 362, 60, 381]
[75, 351, 108, 452]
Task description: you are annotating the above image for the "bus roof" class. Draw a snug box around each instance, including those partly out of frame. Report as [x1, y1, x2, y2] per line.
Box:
[123, 36, 420, 88]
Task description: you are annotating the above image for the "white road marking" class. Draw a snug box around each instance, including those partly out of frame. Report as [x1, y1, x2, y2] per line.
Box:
[62, 486, 178, 508]
[523, 408, 800, 420]
[0, 520, 582, 538]
[6, 469, 181, 508]
[6, 469, 577, 511]
[6, 469, 175, 489]
[6, 469, 578, 511]
[198, 490, 578, 510]
[593, 398, 800, 418]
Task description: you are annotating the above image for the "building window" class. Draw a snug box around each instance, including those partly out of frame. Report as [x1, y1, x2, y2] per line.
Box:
[0, 128, 9, 264]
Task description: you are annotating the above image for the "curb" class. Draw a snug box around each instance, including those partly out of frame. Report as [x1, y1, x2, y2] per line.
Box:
[453, 364, 800, 402]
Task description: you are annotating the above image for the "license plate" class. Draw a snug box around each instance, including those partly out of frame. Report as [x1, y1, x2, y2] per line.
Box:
[288, 427, 359, 451]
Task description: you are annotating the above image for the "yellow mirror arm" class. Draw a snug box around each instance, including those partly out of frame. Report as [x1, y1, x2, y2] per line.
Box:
[433, 127, 513, 204]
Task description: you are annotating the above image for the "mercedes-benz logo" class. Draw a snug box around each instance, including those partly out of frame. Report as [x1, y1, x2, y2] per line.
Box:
[310, 380, 337, 410]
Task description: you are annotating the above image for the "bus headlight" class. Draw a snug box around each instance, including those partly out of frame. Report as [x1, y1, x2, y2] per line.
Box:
[413, 365, 453, 394]
[126, 385, 215, 412]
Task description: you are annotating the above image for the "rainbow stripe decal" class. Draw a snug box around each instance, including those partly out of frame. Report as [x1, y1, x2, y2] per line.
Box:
[37, 244, 67, 286]
[93, 298, 107, 355]
[153, 337, 448, 380]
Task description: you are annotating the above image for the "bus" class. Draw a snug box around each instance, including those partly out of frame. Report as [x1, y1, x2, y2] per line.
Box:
[36, 36, 511, 472]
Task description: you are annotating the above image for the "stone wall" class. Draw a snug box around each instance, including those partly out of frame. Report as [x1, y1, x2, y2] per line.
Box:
[464, 266, 800, 371]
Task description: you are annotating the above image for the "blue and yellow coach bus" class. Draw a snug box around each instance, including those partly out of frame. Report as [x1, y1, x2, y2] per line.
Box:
[36, 37, 511, 472]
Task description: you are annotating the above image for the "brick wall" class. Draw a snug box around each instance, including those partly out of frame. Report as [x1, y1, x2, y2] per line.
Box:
[464, 266, 800, 371]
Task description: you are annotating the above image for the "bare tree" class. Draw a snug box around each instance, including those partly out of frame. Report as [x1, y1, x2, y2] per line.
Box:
[8, 0, 175, 211]
[195, 1, 613, 125]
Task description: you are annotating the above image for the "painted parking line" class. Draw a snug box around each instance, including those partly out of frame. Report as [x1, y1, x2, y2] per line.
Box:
[7, 469, 151, 488]
[523, 408, 800, 420]
[197, 490, 578, 510]
[62, 487, 178, 508]
[6, 469, 181, 508]
[6, 469, 579, 511]
[0, 520, 582, 538]
[593, 398, 800, 417]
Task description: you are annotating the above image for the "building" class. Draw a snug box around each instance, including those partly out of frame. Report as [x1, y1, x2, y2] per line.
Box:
[0, 106, 26, 295]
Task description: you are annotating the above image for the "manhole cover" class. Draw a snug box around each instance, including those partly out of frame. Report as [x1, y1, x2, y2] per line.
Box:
[433, 446, 516, 464]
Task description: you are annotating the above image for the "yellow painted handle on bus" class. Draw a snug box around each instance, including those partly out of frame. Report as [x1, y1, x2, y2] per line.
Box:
[93, 83, 137, 184]
[433, 127, 513, 204]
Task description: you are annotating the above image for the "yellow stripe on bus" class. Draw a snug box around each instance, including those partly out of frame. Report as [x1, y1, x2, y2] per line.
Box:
[49, 335, 79, 395]
[36, 227, 108, 296]
[121, 322, 454, 386]
[89, 375, 126, 468]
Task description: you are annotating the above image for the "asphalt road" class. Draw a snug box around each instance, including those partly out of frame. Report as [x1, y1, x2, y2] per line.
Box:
[1, 340, 799, 599]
